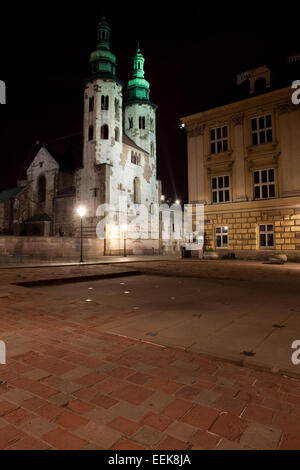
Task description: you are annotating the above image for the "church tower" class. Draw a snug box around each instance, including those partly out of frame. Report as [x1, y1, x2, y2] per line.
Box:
[78, 17, 124, 225]
[124, 46, 157, 160]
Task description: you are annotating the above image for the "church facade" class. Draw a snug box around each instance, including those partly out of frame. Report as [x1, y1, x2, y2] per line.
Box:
[0, 18, 161, 255]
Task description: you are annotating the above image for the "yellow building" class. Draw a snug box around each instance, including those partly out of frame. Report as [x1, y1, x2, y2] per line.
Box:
[181, 58, 300, 260]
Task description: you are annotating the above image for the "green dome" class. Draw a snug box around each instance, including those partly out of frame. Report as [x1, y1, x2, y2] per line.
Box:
[90, 17, 117, 79]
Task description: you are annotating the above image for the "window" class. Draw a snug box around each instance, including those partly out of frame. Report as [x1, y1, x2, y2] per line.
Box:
[133, 177, 141, 204]
[216, 226, 228, 248]
[210, 126, 228, 154]
[131, 152, 140, 165]
[150, 142, 154, 157]
[251, 114, 273, 145]
[38, 175, 46, 203]
[101, 95, 109, 110]
[212, 175, 231, 203]
[254, 169, 275, 199]
[89, 96, 94, 112]
[115, 99, 120, 120]
[128, 117, 133, 129]
[88, 125, 94, 141]
[259, 224, 274, 248]
[101, 124, 109, 140]
[139, 116, 146, 129]
[254, 78, 267, 93]
[115, 127, 120, 142]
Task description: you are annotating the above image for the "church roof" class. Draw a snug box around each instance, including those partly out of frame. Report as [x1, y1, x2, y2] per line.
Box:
[19, 133, 83, 180]
[0, 187, 25, 202]
[19, 131, 148, 181]
[42, 133, 83, 171]
[122, 134, 149, 155]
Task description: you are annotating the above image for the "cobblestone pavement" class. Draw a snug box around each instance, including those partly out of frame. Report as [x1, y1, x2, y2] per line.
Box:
[0, 262, 300, 450]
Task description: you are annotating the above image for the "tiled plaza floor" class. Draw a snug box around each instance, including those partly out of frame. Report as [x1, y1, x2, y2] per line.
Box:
[0, 263, 300, 450]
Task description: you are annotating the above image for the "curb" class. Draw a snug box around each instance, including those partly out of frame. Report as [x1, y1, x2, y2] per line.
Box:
[106, 330, 300, 382]
[12, 270, 142, 288]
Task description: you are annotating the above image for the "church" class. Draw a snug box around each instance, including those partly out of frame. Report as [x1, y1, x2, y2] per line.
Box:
[0, 18, 162, 256]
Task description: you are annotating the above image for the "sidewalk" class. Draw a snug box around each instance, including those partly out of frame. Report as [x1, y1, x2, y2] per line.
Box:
[0, 255, 180, 270]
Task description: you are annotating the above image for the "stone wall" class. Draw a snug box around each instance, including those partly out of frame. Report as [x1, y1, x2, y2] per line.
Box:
[203, 206, 300, 257]
[0, 236, 105, 261]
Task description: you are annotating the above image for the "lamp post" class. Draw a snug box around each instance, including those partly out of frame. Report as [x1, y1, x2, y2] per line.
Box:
[122, 224, 127, 258]
[77, 206, 87, 263]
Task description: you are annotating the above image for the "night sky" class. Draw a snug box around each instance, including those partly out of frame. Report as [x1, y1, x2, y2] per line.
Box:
[1, 2, 300, 203]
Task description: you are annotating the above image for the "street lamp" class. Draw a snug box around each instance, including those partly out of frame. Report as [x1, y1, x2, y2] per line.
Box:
[77, 206, 87, 263]
[122, 224, 127, 257]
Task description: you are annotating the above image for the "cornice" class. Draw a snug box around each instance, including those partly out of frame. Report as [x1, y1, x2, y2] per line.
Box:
[182, 87, 291, 127]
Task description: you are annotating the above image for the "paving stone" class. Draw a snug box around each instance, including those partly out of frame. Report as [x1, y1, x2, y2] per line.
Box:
[242, 403, 274, 426]
[111, 439, 146, 450]
[111, 401, 149, 422]
[142, 392, 173, 414]
[162, 399, 194, 420]
[0, 425, 26, 448]
[142, 413, 173, 432]
[155, 436, 191, 450]
[280, 433, 300, 450]
[217, 438, 250, 450]
[210, 412, 248, 441]
[3, 407, 34, 426]
[76, 421, 121, 448]
[182, 405, 219, 430]
[190, 430, 220, 450]
[42, 428, 88, 450]
[192, 390, 221, 407]
[54, 411, 89, 430]
[240, 422, 282, 450]
[176, 376, 197, 386]
[36, 403, 66, 421]
[20, 416, 58, 437]
[7, 435, 51, 450]
[108, 416, 141, 437]
[165, 421, 197, 442]
[132, 425, 164, 447]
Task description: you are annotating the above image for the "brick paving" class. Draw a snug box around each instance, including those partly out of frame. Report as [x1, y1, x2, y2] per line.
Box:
[0, 264, 300, 449]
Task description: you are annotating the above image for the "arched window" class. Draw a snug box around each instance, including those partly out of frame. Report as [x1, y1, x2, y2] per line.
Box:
[115, 127, 120, 142]
[38, 174, 46, 203]
[115, 99, 120, 120]
[101, 95, 109, 110]
[139, 116, 145, 129]
[255, 78, 267, 94]
[88, 125, 94, 141]
[89, 96, 94, 112]
[101, 124, 109, 140]
[131, 151, 137, 164]
[133, 177, 141, 204]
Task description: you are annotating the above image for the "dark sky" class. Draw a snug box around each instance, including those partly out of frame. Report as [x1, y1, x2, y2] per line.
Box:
[1, 2, 300, 202]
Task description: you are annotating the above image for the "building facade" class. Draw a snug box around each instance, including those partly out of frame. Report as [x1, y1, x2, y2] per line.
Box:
[182, 60, 300, 260]
[0, 18, 161, 256]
